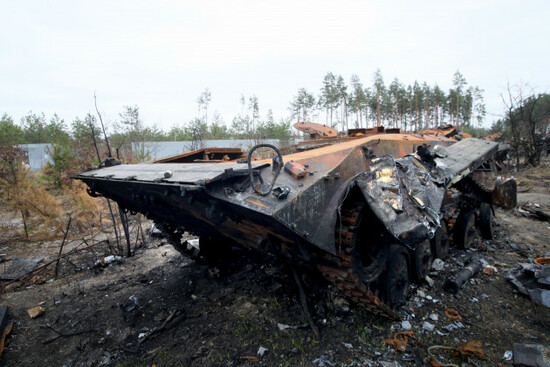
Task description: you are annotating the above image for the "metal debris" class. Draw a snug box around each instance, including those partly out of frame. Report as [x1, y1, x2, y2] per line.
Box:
[457, 340, 485, 359]
[312, 350, 336, 366]
[94, 255, 122, 268]
[507, 262, 550, 308]
[443, 321, 465, 333]
[493, 177, 517, 209]
[120, 295, 141, 312]
[513, 343, 550, 367]
[518, 203, 550, 222]
[422, 322, 435, 332]
[382, 331, 415, 352]
[445, 309, 462, 320]
[342, 342, 353, 350]
[444, 258, 483, 293]
[27, 305, 45, 319]
[0, 305, 10, 359]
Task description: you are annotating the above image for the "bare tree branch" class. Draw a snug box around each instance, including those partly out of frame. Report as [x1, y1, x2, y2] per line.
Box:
[94, 92, 112, 158]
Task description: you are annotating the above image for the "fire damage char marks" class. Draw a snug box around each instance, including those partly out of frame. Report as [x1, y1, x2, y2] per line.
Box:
[76, 133, 508, 318]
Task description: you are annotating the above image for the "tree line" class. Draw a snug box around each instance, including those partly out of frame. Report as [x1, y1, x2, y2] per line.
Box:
[0, 69, 484, 152]
[0, 94, 293, 162]
[289, 70, 486, 133]
[8, 69, 550, 170]
[1, 74, 549, 193]
[491, 84, 550, 167]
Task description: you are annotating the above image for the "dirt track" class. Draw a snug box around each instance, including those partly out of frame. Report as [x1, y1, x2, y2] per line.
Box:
[0, 181, 549, 366]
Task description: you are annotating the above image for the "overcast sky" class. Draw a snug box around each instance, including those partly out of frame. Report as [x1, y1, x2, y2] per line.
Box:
[1, 0, 548, 131]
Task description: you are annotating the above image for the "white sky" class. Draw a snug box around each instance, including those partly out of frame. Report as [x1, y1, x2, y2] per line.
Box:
[1, 0, 549, 131]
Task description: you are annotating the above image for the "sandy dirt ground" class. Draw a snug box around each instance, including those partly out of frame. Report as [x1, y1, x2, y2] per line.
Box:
[0, 166, 549, 367]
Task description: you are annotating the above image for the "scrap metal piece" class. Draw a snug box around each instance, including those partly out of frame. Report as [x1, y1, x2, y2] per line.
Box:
[493, 177, 517, 209]
[27, 305, 45, 319]
[272, 186, 290, 200]
[513, 343, 550, 367]
[444, 258, 483, 293]
[0, 305, 11, 359]
[507, 263, 550, 308]
[154, 147, 245, 163]
[293, 122, 337, 139]
[284, 161, 307, 179]
[356, 154, 442, 247]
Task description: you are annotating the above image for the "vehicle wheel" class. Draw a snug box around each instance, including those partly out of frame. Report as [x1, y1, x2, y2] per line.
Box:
[454, 209, 479, 249]
[380, 245, 410, 309]
[431, 221, 450, 259]
[352, 230, 390, 284]
[411, 240, 433, 283]
[336, 198, 389, 284]
[478, 203, 493, 240]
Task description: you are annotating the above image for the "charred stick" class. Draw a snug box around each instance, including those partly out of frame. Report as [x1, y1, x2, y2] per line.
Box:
[55, 217, 72, 278]
[290, 265, 320, 339]
[42, 327, 95, 344]
[118, 204, 132, 257]
[3, 240, 109, 289]
[93, 92, 112, 158]
[105, 199, 121, 251]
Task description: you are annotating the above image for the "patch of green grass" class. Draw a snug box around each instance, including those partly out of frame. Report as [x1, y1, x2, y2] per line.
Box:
[290, 335, 305, 353]
[268, 296, 280, 310]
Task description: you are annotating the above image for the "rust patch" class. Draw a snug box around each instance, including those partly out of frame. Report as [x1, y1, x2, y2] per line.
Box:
[246, 198, 269, 208]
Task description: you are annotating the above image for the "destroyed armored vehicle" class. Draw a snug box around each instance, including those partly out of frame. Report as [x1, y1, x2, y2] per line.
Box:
[76, 124, 514, 318]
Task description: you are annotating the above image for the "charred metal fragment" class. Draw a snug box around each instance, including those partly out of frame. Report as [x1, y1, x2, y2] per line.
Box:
[493, 177, 517, 209]
[284, 161, 307, 179]
[356, 154, 443, 247]
[444, 258, 483, 293]
[272, 186, 290, 199]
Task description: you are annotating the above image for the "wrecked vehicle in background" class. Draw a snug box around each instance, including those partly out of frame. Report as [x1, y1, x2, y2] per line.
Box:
[75, 124, 515, 318]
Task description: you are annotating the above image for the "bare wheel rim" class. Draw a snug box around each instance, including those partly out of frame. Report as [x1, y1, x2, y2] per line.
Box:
[432, 222, 449, 259]
[353, 232, 389, 283]
[381, 245, 410, 308]
[463, 214, 478, 248]
[455, 210, 478, 249]
[413, 240, 433, 282]
[479, 203, 493, 239]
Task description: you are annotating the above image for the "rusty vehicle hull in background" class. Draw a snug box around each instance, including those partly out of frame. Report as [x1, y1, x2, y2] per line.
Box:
[76, 125, 511, 318]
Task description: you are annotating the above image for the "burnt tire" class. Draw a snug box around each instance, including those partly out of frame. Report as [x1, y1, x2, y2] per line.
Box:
[410, 240, 433, 283]
[478, 203, 494, 240]
[431, 221, 450, 259]
[454, 209, 479, 249]
[380, 245, 410, 309]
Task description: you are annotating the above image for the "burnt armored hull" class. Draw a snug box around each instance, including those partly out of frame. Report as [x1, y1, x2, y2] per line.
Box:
[77, 133, 502, 317]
